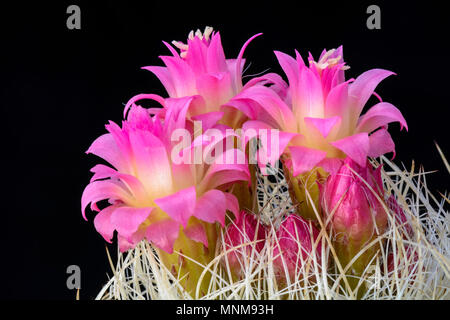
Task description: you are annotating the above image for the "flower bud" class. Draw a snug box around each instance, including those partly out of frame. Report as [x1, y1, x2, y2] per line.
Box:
[387, 245, 419, 279]
[272, 214, 322, 285]
[387, 195, 414, 238]
[320, 157, 387, 278]
[221, 211, 266, 279]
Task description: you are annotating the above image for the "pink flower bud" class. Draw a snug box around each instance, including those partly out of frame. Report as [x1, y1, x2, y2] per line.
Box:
[387, 245, 419, 280]
[320, 157, 388, 275]
[221, 212, 266, 279]
[387, 195, 414, 238]
[273, 214, 322, 283]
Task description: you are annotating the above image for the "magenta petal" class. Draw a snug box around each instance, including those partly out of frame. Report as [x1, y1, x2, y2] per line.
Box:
[93, 205, 117, 243]
[289, 146, 327, 176]
[154, 186, 197, 227]
[304, 116, 341, 138]
[243, 120, 298, 167]
[274, 50, 299, 87]
[368, 128, 396, 158]
[128, 130, 174, 197]
[295, 66, 324, 119]
[145, 219, 181, 254]
[234, 33, 263, 89]
[110, 206, 153, 239]
[184, 223, 208, 248]
[200, 168, 250, 193]
[123, 93, 165, 118]
[349, 69, 395, 116]
[191, 111, 224, 131]
[224, 192, 240, 221]
[89, 164, 116, 182]
[118, 235, 135, 253]
[206, 32, 228, 74]
[325, 82, 349, 118]
[86, 133, 126, 173]
[317, 158, 343, 175]
[142, 66, 176, 97]
[160, 55, 196, 97]
[194, 190, 227, 227]
[330, 133, 370, 167]
[81, 180, 131, 220]
[89, 164, 148, 200]
[236, 86, 295, 131]
[185, 37, 208, 75]
[196, 72, 233, 108]
[356, 102, 408, 133]
[242, 72, 288, 95]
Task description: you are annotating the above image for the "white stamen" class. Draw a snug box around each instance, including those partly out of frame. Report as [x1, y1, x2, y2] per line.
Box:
[173, 27, 214, 59]
[318, 49, 336, 65]
[203, 26, 213, 40]
[313, 49, 350, 71]
[195, 29, 203, 38]
[172, 40, 189, 51]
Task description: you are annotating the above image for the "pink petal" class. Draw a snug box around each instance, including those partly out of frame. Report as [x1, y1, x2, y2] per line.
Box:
[317, 158, 343, 175]
[289, 146, 327, 176]
[196, 72, 233, 109]
[368, 128, 396, 158]
[118, 235, 135, 252]
[199, 166, 250, 192]
[154, 186, 197, 227]
[145, 218, 181, 254]
[330, 132, 370, 167]
[110, 206, 153, 240]
[223, 97, 260, 120]
[356, 102, 408, 133]
[185, 37, 208, 76]
[160, 55, 196, 97]
[127, 130, 174, 197]
[349, 69, 395, 117]
[224, 192, 240, 222]
[304, 116, 341, 138]
[123, 93, 165, 118]
[89, 164, 148, 201]
[194, 190, 227, 227]
[325, 82, 349, 118]
[242, 72, 288, 96]
[86, 133, 126, 173]
[274, 51, 299, 87]
[184, 223, 208, 248]
[206, 32, 228, 74]
[164, 96, 194, 133]
[202, 170, 251, 193]
[93, 205, 117, 242]
[142, 66, 176, 97]
[294, 66, 324, 119]
[191, 111, 224, 132]
[81, 180, 132, 220]
[89, 164, 117, 182]
[234, 33, 263, 90]
[237, 86, 296, 131]
[162, 40, 179, 57]
[242, 120, 298, 168]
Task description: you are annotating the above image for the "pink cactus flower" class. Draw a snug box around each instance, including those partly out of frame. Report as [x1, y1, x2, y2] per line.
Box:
[125, 27, 286, 130]
[272, 214, 322, 283]
[231, 46, 407, 176]
[320, 157, 388, 276]
[81, 96, 250, 253]
[221, 211, 266, 279]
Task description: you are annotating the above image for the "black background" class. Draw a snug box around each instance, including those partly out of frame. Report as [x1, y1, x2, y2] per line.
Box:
[1, 1, 449, 300]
